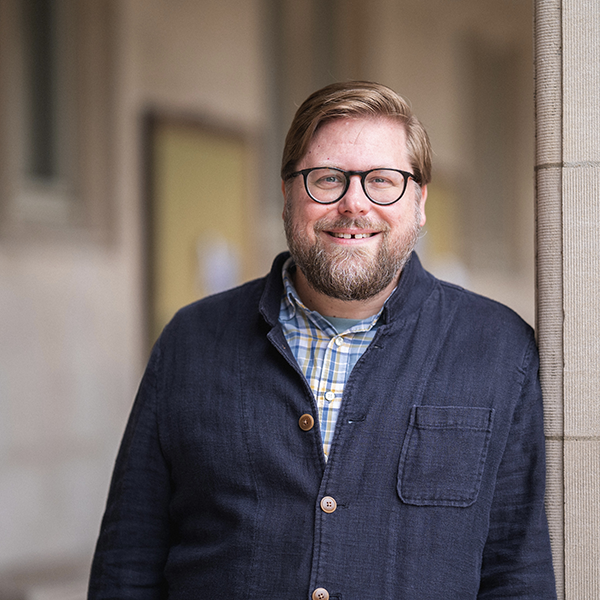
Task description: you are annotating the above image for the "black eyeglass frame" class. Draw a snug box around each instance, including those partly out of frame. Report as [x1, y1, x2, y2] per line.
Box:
[286, 167, 418, 206]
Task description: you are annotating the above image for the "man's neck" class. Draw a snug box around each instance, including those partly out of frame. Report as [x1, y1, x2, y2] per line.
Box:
[292, 267, 399, 319]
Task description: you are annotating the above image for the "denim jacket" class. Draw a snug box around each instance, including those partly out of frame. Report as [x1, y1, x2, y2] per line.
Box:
[89, 252, 556, 600]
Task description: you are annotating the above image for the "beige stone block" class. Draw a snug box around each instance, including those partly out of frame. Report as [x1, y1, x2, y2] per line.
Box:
[563, 167, 600, 437]
[536, 165, 564, 437]
[535, 0, 563, 165]
[563, 0, 600, 162]
[564, 440, 600, 599]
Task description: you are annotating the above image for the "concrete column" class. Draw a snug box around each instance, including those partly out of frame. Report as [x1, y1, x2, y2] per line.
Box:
[535, 1, 600, 598]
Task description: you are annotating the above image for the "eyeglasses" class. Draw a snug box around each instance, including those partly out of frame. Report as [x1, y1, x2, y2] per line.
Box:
[286, 167, 417, 206]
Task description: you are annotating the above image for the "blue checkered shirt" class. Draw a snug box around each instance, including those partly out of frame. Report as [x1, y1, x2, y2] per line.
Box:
[279, 258, 384, 458]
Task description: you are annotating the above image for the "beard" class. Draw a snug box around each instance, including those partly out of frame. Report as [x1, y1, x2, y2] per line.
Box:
[284, 202, 422, 302]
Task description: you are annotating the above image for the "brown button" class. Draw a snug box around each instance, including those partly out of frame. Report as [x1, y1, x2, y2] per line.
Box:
[320, 496, 337, 513]
[312, 588, 329, 600]
[299, 414, 315, 431]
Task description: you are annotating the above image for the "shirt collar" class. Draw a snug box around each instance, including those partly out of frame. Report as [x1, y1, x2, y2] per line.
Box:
[280, 256, 300, 321]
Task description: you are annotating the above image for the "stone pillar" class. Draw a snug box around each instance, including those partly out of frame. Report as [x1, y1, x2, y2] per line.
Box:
[535, 1, 600, 598]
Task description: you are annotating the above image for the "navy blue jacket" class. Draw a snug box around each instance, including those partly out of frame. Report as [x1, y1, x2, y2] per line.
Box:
[89, 252, 556, 599]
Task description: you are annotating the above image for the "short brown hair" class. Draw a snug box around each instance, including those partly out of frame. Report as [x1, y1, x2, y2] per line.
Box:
[281, 81, 432, 186]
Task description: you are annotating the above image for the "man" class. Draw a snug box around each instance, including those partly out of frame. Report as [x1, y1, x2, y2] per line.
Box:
[89, 81, 556, 599]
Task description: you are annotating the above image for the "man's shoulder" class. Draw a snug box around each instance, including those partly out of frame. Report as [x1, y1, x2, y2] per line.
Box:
[185, 275, 267, 319]
[153, 253, 288, 351]
[158, 274, 269, 344]
[405, 255, 533, 337]
[432, 275, 535, 340]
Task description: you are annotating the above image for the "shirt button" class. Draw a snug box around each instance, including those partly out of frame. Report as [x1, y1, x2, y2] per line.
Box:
[334, 337, 344, 346]
[324, 391, 335, 402]
[320, 496, 337, 513]
[298, 414, 315, 431]
[312, 588, 329, 600]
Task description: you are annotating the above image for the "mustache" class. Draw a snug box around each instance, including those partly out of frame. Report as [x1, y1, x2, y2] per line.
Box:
[313, 216, 390, 233]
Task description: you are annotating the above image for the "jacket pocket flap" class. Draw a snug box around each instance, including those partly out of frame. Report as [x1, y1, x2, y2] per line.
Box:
[397, 405, 494, 507]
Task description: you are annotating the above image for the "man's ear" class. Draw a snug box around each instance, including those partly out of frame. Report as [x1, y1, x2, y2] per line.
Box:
[418, 185, 427, 227]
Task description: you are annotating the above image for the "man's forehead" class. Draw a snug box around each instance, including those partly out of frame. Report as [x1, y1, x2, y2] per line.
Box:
[300, 116, 409, 167]
[313, 115, 406, 138]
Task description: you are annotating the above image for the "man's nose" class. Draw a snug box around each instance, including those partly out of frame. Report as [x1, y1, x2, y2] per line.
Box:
[337, 175, 371, 215]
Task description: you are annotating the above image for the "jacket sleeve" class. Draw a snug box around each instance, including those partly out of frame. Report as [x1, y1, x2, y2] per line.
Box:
[88, 342, 171, 600]
[478, 338, 557, 599]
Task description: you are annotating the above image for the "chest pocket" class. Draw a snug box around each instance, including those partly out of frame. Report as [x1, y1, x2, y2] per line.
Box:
[397, 405, 494, 507]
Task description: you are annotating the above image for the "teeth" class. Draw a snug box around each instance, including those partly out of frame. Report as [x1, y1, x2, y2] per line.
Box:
[332, 232, 372, 239]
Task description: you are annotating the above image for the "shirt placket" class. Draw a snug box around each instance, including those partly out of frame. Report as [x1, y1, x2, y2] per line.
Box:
[316, 332, 349, 457]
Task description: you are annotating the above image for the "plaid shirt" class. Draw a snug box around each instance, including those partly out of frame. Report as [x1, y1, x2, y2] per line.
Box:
[279, 258, 383, 458]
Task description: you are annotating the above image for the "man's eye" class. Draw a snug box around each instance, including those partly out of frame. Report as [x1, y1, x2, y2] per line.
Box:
[314, 173, 344, 187]
[367, 171, 401, 188]
[368, 176, 392, 187]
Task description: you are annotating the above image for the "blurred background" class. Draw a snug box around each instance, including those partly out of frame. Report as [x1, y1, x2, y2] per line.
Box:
[0, 0, 534, 597]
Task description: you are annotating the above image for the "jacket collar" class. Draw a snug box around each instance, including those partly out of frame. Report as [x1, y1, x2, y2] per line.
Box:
[259, 251, 437, 328]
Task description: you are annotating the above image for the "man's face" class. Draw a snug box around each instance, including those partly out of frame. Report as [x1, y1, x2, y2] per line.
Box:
[282, 117, 427, 302]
